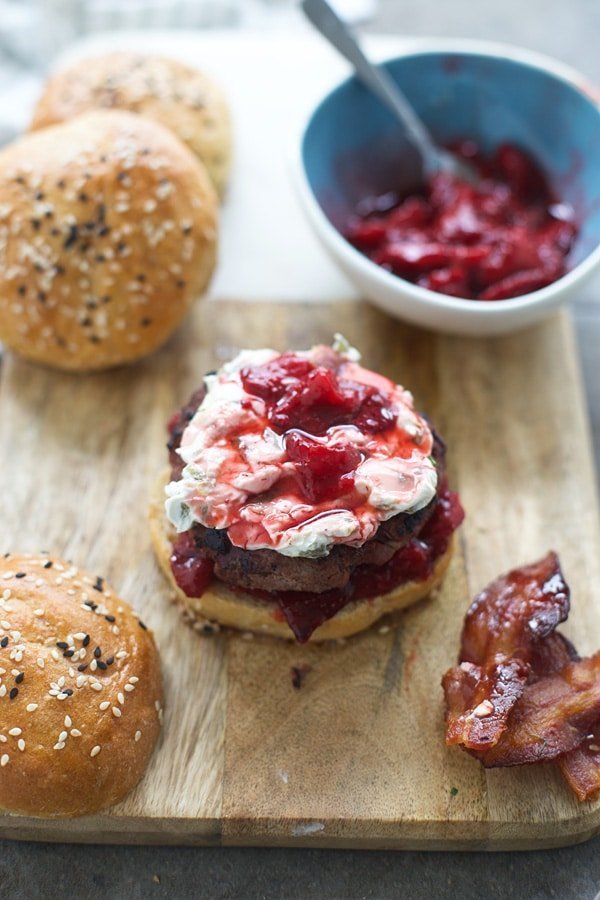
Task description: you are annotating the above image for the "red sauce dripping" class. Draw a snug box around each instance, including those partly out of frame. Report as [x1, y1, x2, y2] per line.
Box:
[345, 142, 578, 301]
[168, 483, 464, 643]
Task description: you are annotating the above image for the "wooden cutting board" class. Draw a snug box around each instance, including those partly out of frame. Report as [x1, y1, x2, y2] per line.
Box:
[1, 299, 600, 850]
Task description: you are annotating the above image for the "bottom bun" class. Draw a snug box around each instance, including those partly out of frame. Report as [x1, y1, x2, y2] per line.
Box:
[149, 470, 453, 642]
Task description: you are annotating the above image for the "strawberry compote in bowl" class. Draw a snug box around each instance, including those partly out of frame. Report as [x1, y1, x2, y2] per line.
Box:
[294, 41, 600, 336]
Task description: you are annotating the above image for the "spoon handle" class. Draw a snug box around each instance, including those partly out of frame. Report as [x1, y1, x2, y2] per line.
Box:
[301, 0, 439, 169]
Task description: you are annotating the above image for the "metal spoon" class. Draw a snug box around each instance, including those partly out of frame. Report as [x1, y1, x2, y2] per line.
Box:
[301, 0, 476, 183]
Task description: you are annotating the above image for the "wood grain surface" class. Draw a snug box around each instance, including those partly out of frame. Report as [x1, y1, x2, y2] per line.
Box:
[0, 298, 599, 850]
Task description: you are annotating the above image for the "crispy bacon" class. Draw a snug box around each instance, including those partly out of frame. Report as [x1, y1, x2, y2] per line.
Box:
[442, 552, 569, 750]
[443, 658, 529, 749]
[476, 653, 600, 767]
[529, 631, 579, 678]
[460, 551, 569, 666]
[559, 722, 600, 802]
[442, 552, 600, 801]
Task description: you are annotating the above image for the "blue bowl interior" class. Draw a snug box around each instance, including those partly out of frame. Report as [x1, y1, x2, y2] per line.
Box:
[302, 52, 600, 267]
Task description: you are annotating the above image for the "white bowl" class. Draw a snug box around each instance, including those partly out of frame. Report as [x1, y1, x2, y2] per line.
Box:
[293, 40, 600, 336]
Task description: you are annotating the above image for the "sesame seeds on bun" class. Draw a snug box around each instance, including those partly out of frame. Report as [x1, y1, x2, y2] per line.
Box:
[30, 52, 232, 198]
[0, 109, 218, 371]
[0, 553, 163, 818]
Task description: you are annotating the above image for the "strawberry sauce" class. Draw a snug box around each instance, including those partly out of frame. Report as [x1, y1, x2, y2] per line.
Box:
[345, 142, 577, 301]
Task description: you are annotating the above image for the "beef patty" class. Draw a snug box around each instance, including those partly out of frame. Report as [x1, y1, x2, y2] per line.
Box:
[166, 382, 446, 593]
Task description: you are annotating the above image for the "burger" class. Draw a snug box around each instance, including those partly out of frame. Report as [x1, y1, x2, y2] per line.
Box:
[150, 335, 464, 642]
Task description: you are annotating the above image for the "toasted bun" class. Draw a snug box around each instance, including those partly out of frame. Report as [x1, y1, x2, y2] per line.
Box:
[0, 553, 163, 818]
[0, 109, 218, 372]
[30, 53, 232, 197]
[149, 470, 453, 642]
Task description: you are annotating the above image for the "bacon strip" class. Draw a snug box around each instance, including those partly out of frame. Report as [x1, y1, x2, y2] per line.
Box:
[476, 653, 600, 767]
[559, 722, 600, 802]
[443, 552, 569, 749]
[460, 551, 569, 666]
[443, 658, 529, 750]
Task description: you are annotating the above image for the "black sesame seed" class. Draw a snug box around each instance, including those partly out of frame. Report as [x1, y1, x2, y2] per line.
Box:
[43, 560, 53, 569]
[136, 273, 146, 282]
[63, 649, 75, 658]
[140, 317, 152, 327]
[104, 614, 115, 623]
[82, 634, 90, 647]
[50, 226, 61, 237]
[56, 641, 69, 650]
[15, 572, 26, 579]
[78, 192, 89, 203]
[89, 335, 101, 344]
[93, 576, 104, 593]
[37, 291, 47, 303]
[35, 191, 45, 201]
[0, 636, 8, 648]
[62, 688, 73, 697]
[116, 241, 127, 254]
[77, 664, 88, 672]
[63, 224, 78, 249]
[56, 179, 66, 189]
[138, 620, 148, 631]
[97, 226, 110, 237]
[9, 687, 18, 700]
[81, 316, 92, 327]
[15, 672, 24, 684]
[117, 172, 127, 182]
[17, 285, 26, 296]
[96, 660, 107, 671]
[176, 279, 186, 289]
[31, 219, 41, 231]
[94, 646, 102, 659]
[54, 264, 65, 276]
[84, 600, 94, 607]
[105, 656, 114, 666]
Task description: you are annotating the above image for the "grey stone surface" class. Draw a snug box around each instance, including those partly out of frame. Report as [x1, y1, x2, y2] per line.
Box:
[2, 2, 600, 898]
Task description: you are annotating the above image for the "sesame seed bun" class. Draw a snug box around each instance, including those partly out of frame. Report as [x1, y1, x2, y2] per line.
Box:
[0, 109, 218, 372]
[0, 553, 163, 818]
[30, 53, 232, 198]
[149, 469, 453, 642]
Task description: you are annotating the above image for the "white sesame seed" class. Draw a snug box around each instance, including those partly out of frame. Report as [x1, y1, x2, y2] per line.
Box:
[116, 651, 127, 659]
[124, 684, 134, 692]
[112, 707, 122, 718]
[473, 700, 495, 718]
[129, 677, 139, 684]
[58, 731, 67, 742]
[17, 739, 25, 752]
[8, 727, 21, 736]
[64, 715, 72, 728]
[90, 682, 102, 692]
[76, 675, 86, 688]
[589, 743, 600, 753]
[99, 701, 110, 711]
[26, 703, 38, 712]
[33, 608, 44, 617]
[53, 742, 65, 750]
[134, 730, 141, 742]
[1, 754, 8, 766]
[0, 685, 6, 697]
[70, 729, 81, 737]
[90, 659, 97, 671]
[90, 745, 101, 758]
[51, 649, 60, 661]
[117, 692, 125, 705]
[0, 735, 6, 742]
[37, 658, 45, 669]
